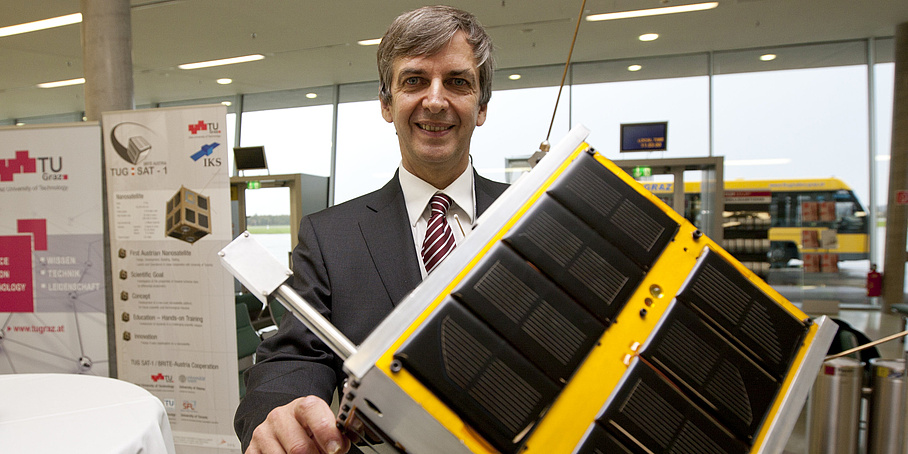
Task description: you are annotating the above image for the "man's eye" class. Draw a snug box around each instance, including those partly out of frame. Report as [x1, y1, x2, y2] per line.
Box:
[405, 77, 420, 85]
[451, 78, 467, 86]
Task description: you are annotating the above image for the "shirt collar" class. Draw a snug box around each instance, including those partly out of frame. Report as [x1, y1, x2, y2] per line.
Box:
[399, 162, 474, 228]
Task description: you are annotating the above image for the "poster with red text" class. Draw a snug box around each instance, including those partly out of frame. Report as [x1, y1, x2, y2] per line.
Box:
[0, 122, 109, 376]
[103, 106, 240, 453]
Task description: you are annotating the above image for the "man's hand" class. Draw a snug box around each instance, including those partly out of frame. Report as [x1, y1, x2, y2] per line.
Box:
[246, 395, 350, 454]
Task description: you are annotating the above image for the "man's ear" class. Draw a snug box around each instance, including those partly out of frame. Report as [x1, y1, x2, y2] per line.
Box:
[380, 99, 394, 123]
[476, 103, 488, 127]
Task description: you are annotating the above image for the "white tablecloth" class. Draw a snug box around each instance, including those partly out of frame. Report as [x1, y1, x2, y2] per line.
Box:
[0, 373, 176, 454]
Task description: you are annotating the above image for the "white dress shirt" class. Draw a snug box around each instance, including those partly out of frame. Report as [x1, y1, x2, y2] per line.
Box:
[398, 163, 476, 277]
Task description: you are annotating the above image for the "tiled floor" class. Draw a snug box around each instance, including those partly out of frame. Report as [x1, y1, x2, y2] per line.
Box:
[783, 308, 905, 454]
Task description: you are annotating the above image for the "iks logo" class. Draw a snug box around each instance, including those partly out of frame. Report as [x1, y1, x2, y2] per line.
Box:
[190, 142, 222, 167]
[0, 150, 66, 182]
[188, 120, 221, 136]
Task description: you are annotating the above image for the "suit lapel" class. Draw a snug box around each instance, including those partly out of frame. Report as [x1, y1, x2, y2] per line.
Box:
[358, 172, 507, 307]
[475, 172, 509, 217]
[359, 175, 422, 306]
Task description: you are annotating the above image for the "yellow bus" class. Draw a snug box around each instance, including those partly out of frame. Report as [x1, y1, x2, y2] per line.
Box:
[641, 178, 869, 267]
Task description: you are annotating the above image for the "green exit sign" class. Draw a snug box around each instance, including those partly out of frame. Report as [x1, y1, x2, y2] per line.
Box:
[247, 181, 261, 189]
[632, 166, 652, 178]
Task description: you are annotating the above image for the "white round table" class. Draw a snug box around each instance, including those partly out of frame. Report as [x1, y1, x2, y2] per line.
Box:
[0, 373, 176, 454]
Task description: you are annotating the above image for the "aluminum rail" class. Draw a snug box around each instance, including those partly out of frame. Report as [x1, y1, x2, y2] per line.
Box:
[219, 231, 356, 361]
[273, 281, 356, 360]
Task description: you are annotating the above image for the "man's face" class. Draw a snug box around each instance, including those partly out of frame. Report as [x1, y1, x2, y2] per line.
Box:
[381, 31, 487, 187]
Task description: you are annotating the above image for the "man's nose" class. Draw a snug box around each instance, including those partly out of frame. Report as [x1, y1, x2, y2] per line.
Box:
[423, 79, 448, 113]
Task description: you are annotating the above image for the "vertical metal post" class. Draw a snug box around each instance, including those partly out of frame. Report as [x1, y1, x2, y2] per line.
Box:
[233, 94, 244, 177]
[868, 38, 879, 283]
[672, 167, 685, 216]
[708, 51, 715, 158]
[329, 86, 339, 207]
[883, 23, 908, 311]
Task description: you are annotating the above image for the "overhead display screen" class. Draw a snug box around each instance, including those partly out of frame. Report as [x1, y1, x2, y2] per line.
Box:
[620, 122, 667, 152]
[234, 146, 268, 171]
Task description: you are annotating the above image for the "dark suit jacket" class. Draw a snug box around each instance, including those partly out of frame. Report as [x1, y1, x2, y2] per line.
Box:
[234, 170, 509, 450]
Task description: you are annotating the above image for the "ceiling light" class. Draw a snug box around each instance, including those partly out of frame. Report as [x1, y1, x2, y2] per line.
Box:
[178, 54, 264, 70]
[586, 2, 718, 21]
[508, 74, 521, 80]
[306, 93, 318, 99]
[0, 12, 82, 38]
[760, 53, 777, 61]
[15, 122, 25, 126]
[221, 101, 232, 106]
[628, 65, 642, 72]
[639, 33, 659, 42]
[37, 77, 85, 88]
[217, 78, 233, 85]
[357, 38, 382, 46]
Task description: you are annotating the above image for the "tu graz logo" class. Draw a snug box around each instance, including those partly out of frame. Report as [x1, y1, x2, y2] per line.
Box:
[188, 120, 220, 135]
[0, 150, 65, 182]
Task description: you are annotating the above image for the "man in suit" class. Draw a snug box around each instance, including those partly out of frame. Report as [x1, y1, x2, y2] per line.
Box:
[235, 6, 508, 453]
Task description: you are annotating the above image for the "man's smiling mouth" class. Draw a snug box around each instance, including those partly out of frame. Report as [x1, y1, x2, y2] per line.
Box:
[418, 123, 454, 132]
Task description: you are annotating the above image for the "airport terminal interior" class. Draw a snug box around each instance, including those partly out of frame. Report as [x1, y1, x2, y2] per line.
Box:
[4, 1, 908, 453]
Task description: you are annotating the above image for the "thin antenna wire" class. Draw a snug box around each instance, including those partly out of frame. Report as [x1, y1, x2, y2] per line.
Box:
[453, 213, 466, 236]
[825, 328, 908, 361]
[546, 0, 588, 142]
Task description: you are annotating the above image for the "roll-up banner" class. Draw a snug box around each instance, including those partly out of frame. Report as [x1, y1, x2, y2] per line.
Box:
[102, 105, 240, 452]
[0, 123, 109, 376]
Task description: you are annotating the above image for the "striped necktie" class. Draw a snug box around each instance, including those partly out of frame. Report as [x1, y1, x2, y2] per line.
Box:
[422, 193, 456, 273]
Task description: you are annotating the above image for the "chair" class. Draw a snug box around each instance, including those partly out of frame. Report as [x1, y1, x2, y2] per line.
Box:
[236, 292, 264, 323]
[269, 298, 287, 328]
[236, 301, 262, 399]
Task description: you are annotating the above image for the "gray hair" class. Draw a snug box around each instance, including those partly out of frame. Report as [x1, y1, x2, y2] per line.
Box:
[377, 5, 493, 106]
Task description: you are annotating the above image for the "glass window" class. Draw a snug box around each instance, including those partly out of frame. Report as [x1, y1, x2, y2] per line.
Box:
[471, 85, 570, 184]
[239, 104, 333, 261]
[571, 54, 710, 161]
[240, 104, 334, 177]
[237, 91, 334, 264]
[872, 61, 894, 268]
[7, 112, 83, 125]
[714, 65, 870, 202]
[334, 98, 399, 204]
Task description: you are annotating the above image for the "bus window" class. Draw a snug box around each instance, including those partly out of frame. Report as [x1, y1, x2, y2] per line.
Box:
[771, 194, 799, 228]
[792, 192, 835, 227]
[834, 190, 867, 234]
[687, 194, 702, 227]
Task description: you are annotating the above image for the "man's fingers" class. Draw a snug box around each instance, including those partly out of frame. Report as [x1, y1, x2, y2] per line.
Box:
[245, 396, 348, 454]
[293, 396, 349, 454]
[246, 423, 287, 454]
[271, 401, 322, 453]
[247, 397, 324, 454]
